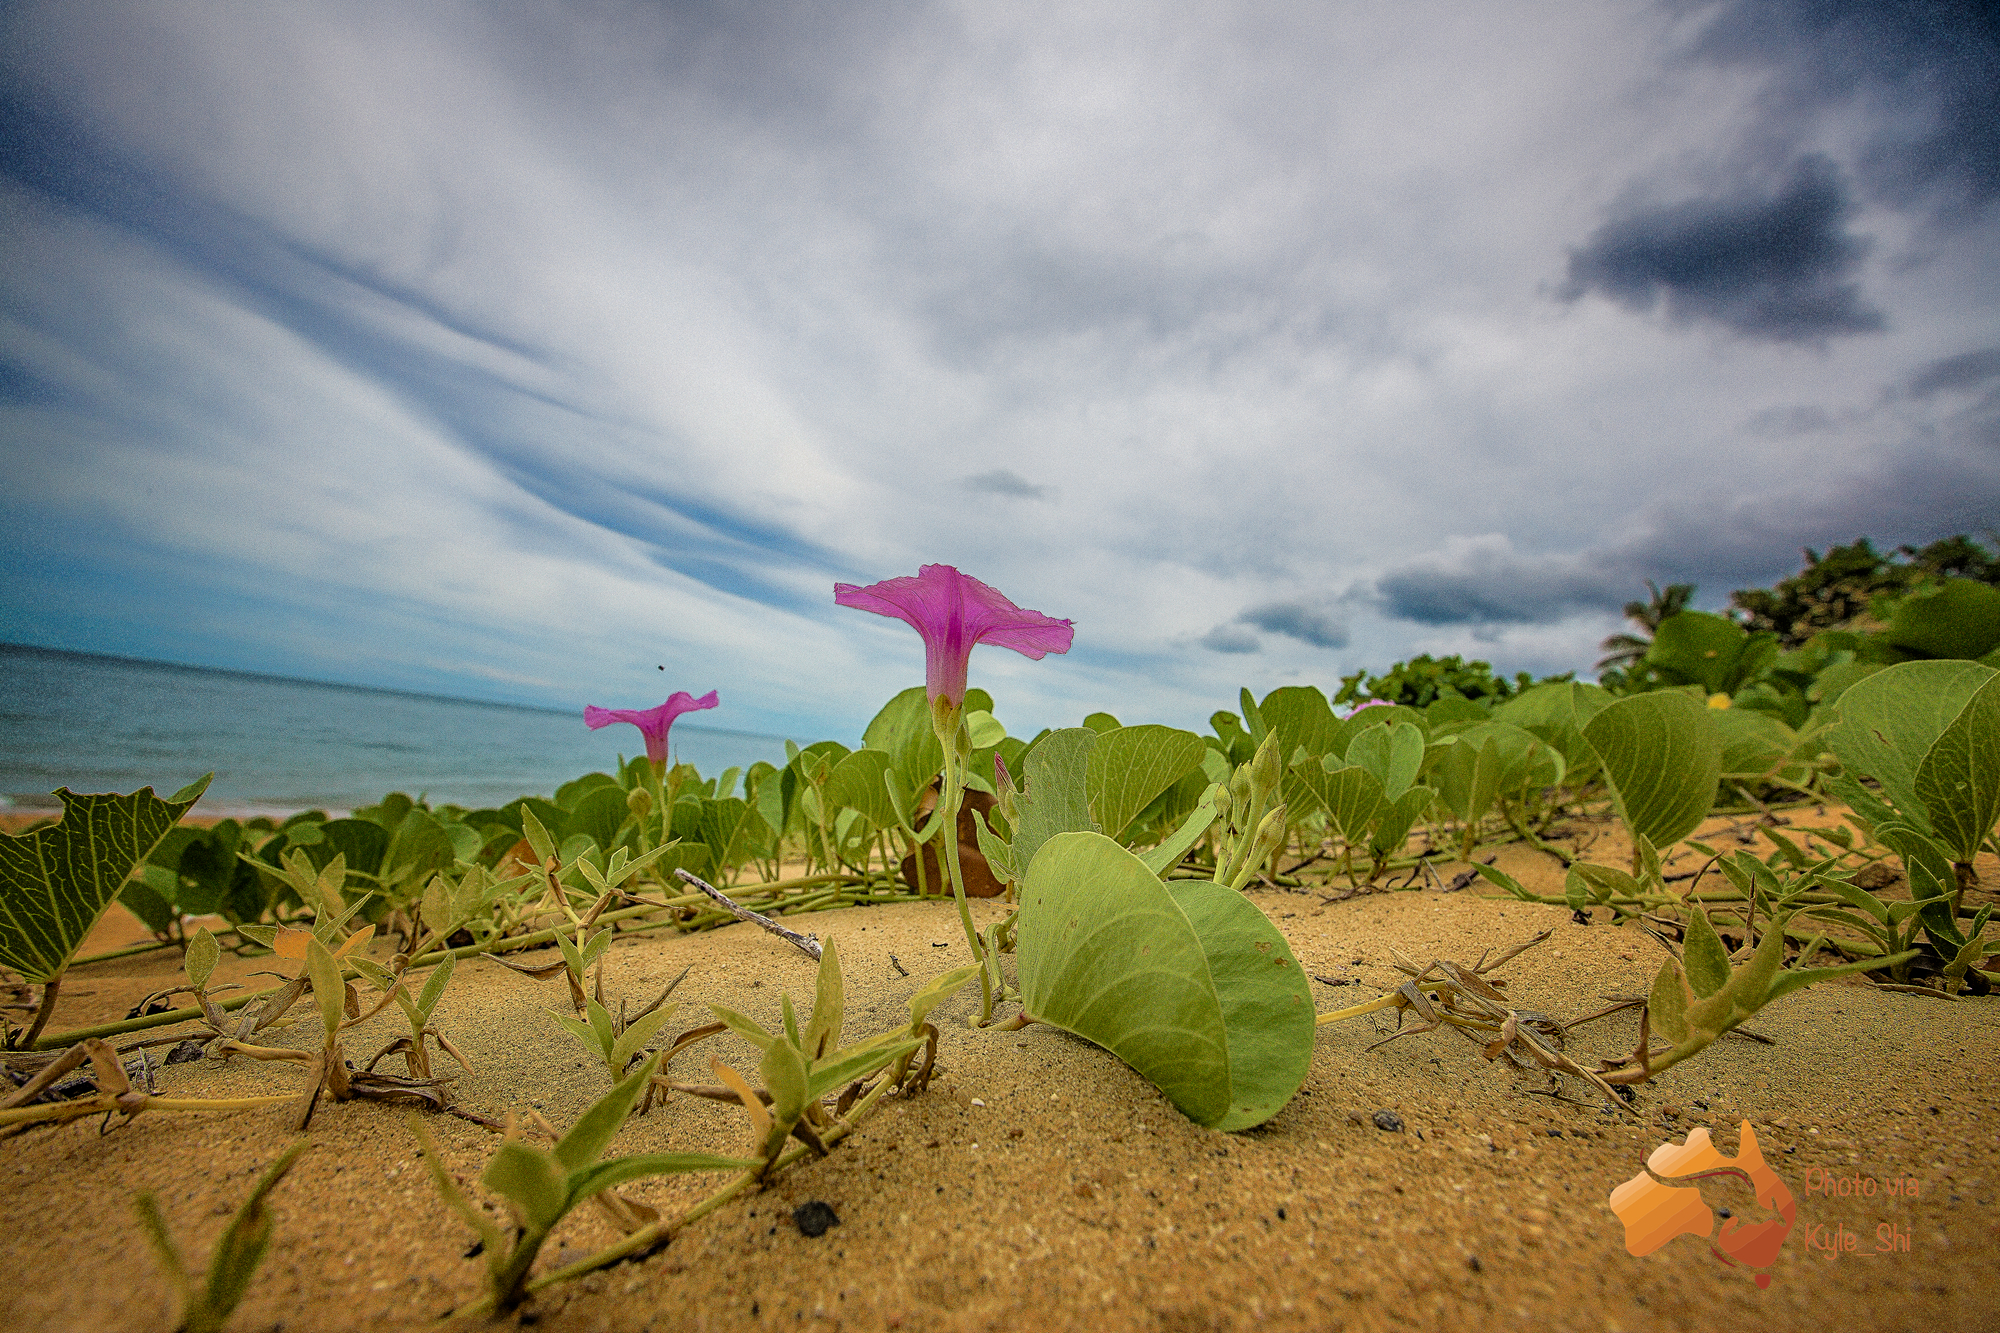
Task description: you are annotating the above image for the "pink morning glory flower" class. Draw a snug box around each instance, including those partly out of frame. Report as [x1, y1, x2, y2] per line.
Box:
[584, 690, 719, 767]
[834, 564, 1074, 707]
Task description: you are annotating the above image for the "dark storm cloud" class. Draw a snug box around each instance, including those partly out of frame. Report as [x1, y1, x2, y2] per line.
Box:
[1375, 542, 1633, 626]
[1559, 155, 1884, 342]
[1200, 624, 1261, 654]
[1381, 438, 2000, 628]
[962, 469, 1050, 500]
[1904, 348, 2000, 400]
[1684, 0, 2000, 224]
[1236, 601, 1348, 648]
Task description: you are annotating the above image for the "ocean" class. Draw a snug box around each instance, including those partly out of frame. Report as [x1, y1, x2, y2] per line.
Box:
[0, 643, 799, 816]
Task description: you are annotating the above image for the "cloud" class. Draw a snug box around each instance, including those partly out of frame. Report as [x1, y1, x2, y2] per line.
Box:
[1904, 348, 2000, 400]
[1684, 0, 2000, 225]
[1559, 156, 1883, 342]
[1375, 536, 1633, 627]
[962, 469, 1050, 500]
[1200, 624, 1261, 654]
[1236, 601, 1348, 649]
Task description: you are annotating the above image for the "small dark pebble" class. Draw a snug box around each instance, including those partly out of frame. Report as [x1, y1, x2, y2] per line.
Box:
[463, 1239, 485, 1259]
[793, 1200, 840, 1237]
[1467, 1256, 1483, 1273]
[166, 1040, 205, 1065]
[1716, 1208, 1732, 1219]
[1277, 1207, 1286, 1220]
[1372, 1110, 1404, 1133]
[1546, 1128, 1562, 1137]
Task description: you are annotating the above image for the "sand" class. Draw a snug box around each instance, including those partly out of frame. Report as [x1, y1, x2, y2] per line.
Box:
[2, 809, 1996, 1333]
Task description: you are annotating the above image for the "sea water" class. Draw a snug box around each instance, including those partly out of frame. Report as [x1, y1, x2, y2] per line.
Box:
[0, 643, 797, 816]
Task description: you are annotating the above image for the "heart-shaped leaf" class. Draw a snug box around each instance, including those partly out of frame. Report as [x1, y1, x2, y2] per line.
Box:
[1582, 692, 1722, 850]
[0, 777, 210, 983]
[1087, 725, 1208, 844]
[1017, 831, 1312, 1130]
[1826, 660, 1996, 846]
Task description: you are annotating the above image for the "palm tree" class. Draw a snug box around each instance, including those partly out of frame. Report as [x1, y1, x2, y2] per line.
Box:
[1596, 581, 1696, 671]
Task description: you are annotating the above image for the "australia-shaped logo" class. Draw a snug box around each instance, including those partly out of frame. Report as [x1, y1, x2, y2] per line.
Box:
[1608, 1121, 1797, 1289]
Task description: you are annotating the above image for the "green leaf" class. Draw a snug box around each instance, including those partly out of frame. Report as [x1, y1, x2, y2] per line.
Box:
[1648, 958, 1692, 1044]
[415, 954, 456, 1019]
[197, 1140, 310, 1328]
[184, 926, 220, 992]
[709, 1004, 779, 1051]
[305, 936, 345, 1038]
[1827, 660, 1997, 841]
[1345, 722, 1426, 801]
[1566, 861, 1639, 905]
[824, 751, 899, 832]
[610, 1003, 677, 1071]
[1911, 670, 2000, 863]
[518, 803, 557, 867]
[802, 937, 844, 1061]
[965, 709, 1007, 749]
[1008, 728, 1101, 876]
[759, 1035, 810, 1127]
[906, 963, 980, 1030]
[1884, 578, 2000, 660]
[1876, 824, 1965, 948]
[585, 998, 616, 1054]
[1161, 877, 1314, 1130]
[1680, 907, 1731, 999]
[483, 1141, 568, 1232]
[1086, 725, 1209, 844]
[560, 785, 631, 854]
[1018, 832, 1311, 1130]
[1431, 736, 1504, 828]
[552, 1051, 663, 1173]
[0, 777, 210, 983]
[804, 1034, 926, 1101]
[1712, 708, 1799, 784]
[1582, 692, 1723, 849]
[697, 797, 774, 876]
[566, 1151, 759, 1207]
[1372, 784, 1437, 858]
[1294, 761, 1384, 842]
[1018, 832, 1228, 1126]
[1470, 861, 1563, 904]
[1644, 612, 1778, 695]
[1138, 785, 1223, 877]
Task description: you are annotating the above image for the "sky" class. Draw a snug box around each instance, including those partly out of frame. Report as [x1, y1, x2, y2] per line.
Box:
[2, 0, 1996, 745]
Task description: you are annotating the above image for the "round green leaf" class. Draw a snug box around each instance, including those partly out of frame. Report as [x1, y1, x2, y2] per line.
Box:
[1581, 692, 1722, 850]
[1018, 832, 1311, 1130]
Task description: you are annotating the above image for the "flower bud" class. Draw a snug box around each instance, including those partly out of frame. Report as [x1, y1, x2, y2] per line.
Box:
[627, 786, 653, 819]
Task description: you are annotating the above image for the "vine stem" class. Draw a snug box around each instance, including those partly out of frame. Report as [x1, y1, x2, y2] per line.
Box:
[929, 700, 991, 1023]
[1313, 991, 1405, 1027]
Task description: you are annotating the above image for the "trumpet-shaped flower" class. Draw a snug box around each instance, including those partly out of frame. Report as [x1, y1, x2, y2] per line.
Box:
[834, 564, 1073, 708]
[584, 690, 719, 767]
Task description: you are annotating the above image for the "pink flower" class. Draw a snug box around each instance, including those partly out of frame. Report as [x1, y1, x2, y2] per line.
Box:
[1341, 699, 1395, 719]
[584, 690, 719, 766]
[834, 564, 1074, 707]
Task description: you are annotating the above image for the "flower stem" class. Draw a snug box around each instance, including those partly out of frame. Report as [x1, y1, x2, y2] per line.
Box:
[931, 701, 991, 1022]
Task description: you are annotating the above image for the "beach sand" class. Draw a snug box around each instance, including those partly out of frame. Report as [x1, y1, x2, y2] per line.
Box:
[2, 808, 1996, 1332]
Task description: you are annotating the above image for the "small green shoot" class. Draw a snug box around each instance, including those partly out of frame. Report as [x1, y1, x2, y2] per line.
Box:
[134, 1140, 310, 1333]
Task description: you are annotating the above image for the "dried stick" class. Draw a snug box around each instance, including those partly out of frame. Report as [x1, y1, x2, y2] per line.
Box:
[673, 870, 822, 960]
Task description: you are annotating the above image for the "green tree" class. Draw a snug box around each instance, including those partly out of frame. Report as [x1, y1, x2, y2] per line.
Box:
[1596, 580, 1697, 672]
[1729, 535, 1999, 648]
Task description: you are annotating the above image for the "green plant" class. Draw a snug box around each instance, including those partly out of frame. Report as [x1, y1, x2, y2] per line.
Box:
[0, 776, 210, 1048]
[415, 1053, 754, 1315]
[134, 1141, 310, 1333]
[1336, 653, 1552, 709]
